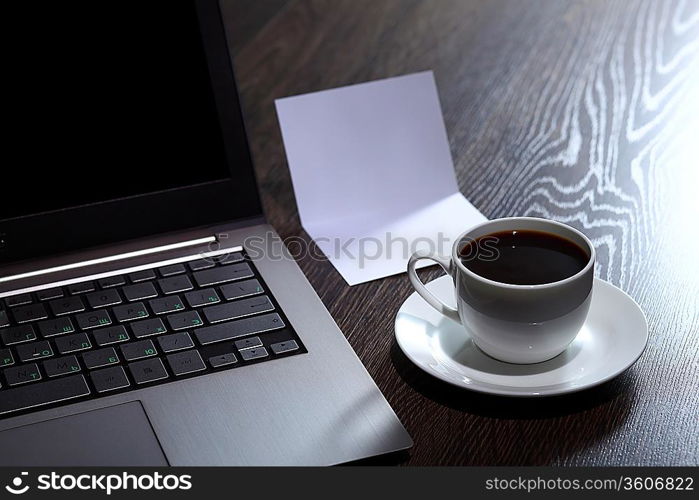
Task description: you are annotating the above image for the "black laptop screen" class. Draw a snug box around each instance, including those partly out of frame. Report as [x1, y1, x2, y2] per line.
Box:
[0, 0, 262, 267]
[3, 1, 229, 219]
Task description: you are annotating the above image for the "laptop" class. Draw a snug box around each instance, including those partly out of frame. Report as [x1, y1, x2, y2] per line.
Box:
[0, 0, 412, 465]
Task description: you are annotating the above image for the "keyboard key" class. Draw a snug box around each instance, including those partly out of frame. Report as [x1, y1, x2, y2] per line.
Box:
[188, 258, 215, 271]
[93, 325, 130, 346]
[43, 355, 81, 377]
[130, 318, 167, 338]
[209, 353, 237, 368]
[158, 275, 194, 295]
[0, 348, 15, 367]
[193, 262, 254, 287]
[98, 275, 126, 288]
[194, 313, 285, 345]
[220, 279, 264, 301]
[90, 366, 130, 393]
[166, 311, 203, 331]
[270, 340, 300, 355]
[158, 263, 186, 276]
[128, 269, 156, 282]
[234, 336, 262, 350]
[67, 281, 95, 294]
[166, 350, 206, 376]
[5, 293, 33, 307]
[149, 295, 185, 315]
[37, 317, 75, 337]
[0, 324, 37, 345]
[12, 303, 48, 323]
[219, 252, 245, 265]
[129, 358, 168, 384]
[120, 339, 157, 361]
[239, 347, 269, 361]
[157, 332, 194, 353]
[16, 340, 54, 362]
[0, 375, 89, 414]
[123, 282, 158, 301]
[185, 288, 220, 308]
[113, 302, 149, 322]
[36, 287, 64, 301]
[202, 296, 274, 324]
[49, 296, 85, 316]
[0, 310, 8, 328]
[86, 289, 122, 309]
[82, 347, 119, 370]
[75, 309, 112, 330]
[55, 332, 92, 354]
[4, 363, 42, 386]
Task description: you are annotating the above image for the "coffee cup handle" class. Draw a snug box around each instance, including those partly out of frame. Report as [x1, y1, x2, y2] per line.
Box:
[407, 250, 461, 323]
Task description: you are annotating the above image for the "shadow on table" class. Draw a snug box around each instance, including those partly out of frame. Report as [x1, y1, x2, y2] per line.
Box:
[389, 340, 638, 420]
[343, 449, 412, 466]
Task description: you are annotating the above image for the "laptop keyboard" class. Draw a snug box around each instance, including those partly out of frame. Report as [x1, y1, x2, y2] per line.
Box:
[0, 251, 305, 418]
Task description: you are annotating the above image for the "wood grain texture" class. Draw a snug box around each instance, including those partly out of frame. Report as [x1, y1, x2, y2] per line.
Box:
[220, 0, 292, 56]
[225, 0, 699, 465]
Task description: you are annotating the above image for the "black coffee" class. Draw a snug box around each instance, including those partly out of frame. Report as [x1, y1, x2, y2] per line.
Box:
[459, 230, 588, 285]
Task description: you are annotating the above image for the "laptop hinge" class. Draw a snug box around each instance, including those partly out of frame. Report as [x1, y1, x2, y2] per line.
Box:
[0, 235, 217, 285]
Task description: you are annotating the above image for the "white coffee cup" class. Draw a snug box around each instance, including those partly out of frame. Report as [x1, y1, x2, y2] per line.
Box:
[407, 217, 595, 364]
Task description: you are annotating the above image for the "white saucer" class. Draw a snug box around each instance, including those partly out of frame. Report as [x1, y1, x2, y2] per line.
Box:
[395, 275, 648, 397]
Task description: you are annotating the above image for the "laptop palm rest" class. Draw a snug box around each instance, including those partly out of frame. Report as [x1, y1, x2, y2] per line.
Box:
[0, 401, 168, 466]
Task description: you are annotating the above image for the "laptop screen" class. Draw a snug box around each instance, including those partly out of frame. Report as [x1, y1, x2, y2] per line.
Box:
[4, 1, 229, 219]
[1, 0, 262, 267]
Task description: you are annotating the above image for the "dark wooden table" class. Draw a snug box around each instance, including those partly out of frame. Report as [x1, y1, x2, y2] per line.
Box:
[223, 0, 699, 465]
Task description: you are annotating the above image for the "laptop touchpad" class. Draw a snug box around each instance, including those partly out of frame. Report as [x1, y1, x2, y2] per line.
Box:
[0, 401, 168, 466]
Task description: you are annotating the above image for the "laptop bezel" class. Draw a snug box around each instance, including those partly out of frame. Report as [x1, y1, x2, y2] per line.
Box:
[0, 0, 263, 268]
